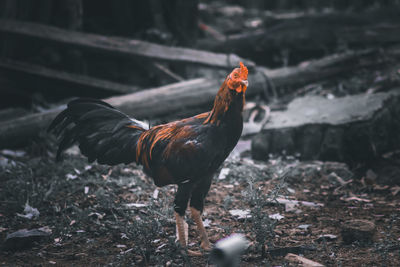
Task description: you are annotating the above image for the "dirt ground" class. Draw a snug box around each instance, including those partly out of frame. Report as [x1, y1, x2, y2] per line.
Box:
[0, 141, 399, 266]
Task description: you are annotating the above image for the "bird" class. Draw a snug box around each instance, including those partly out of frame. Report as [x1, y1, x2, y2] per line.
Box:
[48, 62, 249, 255]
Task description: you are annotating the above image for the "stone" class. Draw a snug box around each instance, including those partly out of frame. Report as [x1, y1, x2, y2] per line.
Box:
[252, 89, 400, 164]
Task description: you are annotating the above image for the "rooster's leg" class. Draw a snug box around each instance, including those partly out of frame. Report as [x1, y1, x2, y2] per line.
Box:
[190, 207, 211, 251]
[174, 182, 194, 248]
[175, 212, 187, 248]
[189, 176, 212, 251]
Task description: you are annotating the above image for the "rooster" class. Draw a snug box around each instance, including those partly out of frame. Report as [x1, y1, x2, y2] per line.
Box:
[48, 62, 249, 254]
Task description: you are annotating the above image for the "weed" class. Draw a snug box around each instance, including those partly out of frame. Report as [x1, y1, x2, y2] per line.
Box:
[243, 169, 287, 258]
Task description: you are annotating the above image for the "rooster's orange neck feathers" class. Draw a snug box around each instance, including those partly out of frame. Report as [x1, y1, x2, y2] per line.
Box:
[204, 62, 248, 125]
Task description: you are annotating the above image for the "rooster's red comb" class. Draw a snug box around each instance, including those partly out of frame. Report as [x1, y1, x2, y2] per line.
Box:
[239, 62, 248, 80]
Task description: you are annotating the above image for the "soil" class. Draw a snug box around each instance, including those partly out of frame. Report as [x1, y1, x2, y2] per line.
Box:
[0, 142, 399, 266]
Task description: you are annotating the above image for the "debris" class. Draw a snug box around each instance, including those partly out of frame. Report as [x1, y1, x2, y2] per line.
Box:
[285, 253, 325, 267]
[341, 219, 376, 244]
[66, 173, 78, 180]
[124, 203, 148, 208]
[101, 169, 112, 180]
[0, 149, 26, 158]
[269, 213, 284, 221]
[271, 198, 324, 208]
[16, 202, 40, 220]
[328, 172, 350, 186]
[317, 234, 338, 242]
[267, 245, 317, 257]
[156, 243, 167, 252]
[0, 156, 10, 168]
[152, 188, 159, 199]
[2, 226, 52, 251]
[218, 168, 230, 180]
[88, 212, 105, 220]
[285, 202, 302, 213]
[391, 185, 400, 196]
[120, 248, 134, 255]
[84, 186, 89, 194]
[84, 165, 92, 171]
[286, 187, 295, 194]
[298, 224, 311, 230]
[229, 209, 251, 220]
[341, 196, 371, 203]
[203, 218, 212, 228]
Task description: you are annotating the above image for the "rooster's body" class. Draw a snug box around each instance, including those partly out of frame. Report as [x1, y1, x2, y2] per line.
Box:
[49, 63, 249, 254]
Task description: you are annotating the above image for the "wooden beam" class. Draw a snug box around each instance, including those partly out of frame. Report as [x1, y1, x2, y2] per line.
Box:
[0, 60, 140, 95]
[0, 19, 254, 69]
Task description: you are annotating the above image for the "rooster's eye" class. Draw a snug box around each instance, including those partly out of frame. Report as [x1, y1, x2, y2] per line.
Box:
[233, 73, 239, 79]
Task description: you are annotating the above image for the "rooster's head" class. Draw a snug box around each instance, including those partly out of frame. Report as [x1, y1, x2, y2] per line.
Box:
[227, 62, 248, 94]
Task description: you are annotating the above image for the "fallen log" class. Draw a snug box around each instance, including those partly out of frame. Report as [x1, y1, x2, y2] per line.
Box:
[0, 59, 140, 96]
[0, 107, 27, 122]
[0, 48, 395, 148]
[197, 10, 400, 64]
[0, 19, 254, 69]
[251, 89, 400, 164]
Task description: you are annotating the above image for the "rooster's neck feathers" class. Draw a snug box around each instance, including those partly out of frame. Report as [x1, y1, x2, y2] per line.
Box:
[204, 79, 245, 125]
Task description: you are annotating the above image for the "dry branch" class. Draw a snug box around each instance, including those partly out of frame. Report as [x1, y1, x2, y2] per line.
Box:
[0, 19, 254, 69]
[0, 60, 140, 96]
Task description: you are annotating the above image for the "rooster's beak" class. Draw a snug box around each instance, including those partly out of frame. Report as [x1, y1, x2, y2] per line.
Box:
[241, 80, 249, 87]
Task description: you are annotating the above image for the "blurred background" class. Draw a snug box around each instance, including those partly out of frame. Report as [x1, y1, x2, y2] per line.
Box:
[1, 0, 400, 108]
[0, 1, 400, 266]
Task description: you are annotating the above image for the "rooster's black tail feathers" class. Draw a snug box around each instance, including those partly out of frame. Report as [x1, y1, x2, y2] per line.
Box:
[48, 98, 146, 165]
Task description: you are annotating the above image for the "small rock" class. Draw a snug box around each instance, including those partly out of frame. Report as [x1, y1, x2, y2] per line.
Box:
[285, 253, 324, 267]
[341, 219, 375, 244]
[298, 224, 311, 230]
[16, 202, 40, 220]
[2, 227, 52, 251]
[218, 168, 230, 180]
[229, 209, 251, 220]
[317, 234, 338, 242]
[269, 213, 284, 221]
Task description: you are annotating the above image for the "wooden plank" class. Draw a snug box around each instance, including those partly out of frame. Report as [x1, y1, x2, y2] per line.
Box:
[0, 19, 254, 69]
[0, 60, 140, 95]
